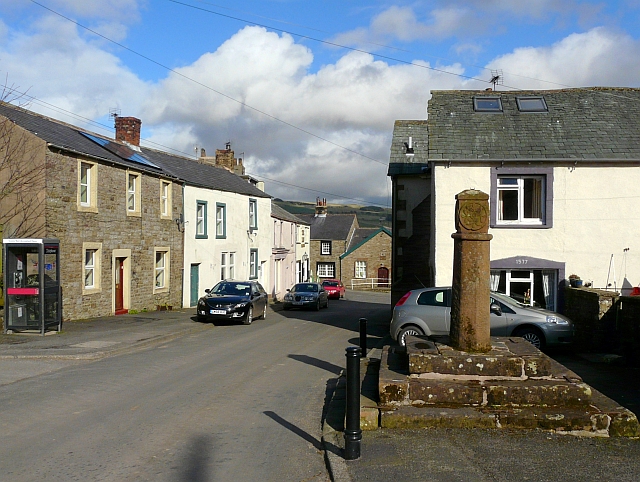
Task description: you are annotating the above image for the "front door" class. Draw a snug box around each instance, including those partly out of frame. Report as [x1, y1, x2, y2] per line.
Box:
[378, 267, 389, 287]
[190, 264, 200, 307]
[115, 258, 126, 314]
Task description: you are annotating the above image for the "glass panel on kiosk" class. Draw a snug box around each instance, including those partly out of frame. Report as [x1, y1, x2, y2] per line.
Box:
[6, 246, 40, 328]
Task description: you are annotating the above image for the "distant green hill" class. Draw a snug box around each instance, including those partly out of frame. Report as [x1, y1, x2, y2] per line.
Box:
[274, 200, 391, 229]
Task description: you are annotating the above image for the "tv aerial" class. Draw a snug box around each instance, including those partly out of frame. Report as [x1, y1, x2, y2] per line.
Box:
[489, 70, 503, 90]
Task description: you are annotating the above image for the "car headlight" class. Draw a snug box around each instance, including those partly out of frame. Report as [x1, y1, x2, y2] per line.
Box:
[546, 315, 569, 324]
[284, 294, 292, 301]
[234, 302, 249, 309]
[303, 296, 315, 301]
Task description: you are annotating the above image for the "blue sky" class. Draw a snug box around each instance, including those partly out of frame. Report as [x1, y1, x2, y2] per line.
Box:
[1, 1, 639, 206]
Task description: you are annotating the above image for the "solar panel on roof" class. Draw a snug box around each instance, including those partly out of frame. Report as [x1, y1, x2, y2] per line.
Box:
[80, 131, 160, 169]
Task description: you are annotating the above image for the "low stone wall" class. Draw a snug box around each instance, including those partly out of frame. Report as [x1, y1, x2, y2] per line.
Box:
[563, 287, 619, 352]
[617, 295, 640, 367]
[563, 287, 640, 365]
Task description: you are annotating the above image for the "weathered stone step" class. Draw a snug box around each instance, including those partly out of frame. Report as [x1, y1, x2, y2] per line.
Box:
[380, 400, 639, 437]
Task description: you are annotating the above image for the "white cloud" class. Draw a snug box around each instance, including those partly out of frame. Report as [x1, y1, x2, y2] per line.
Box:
[0, 14, 148, 119]
[141, 26, 467, 203]
[485, 27, 640, 89]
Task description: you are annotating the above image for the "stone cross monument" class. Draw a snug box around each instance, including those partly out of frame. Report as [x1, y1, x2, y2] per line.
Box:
[450, 190, 493, 353]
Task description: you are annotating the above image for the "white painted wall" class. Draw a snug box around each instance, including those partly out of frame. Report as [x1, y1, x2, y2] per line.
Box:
[182, 185, 272, 307]
[432, 165, 640, 292]
[270, 217, 297, 300]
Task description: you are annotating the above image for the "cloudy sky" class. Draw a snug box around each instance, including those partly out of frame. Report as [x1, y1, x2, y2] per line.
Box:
[1, 1, 639, 206]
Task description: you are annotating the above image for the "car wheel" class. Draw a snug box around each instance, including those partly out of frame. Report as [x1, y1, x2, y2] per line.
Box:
[315, 300, 321, 311]
[262, 304, 267, 319]
[243, 306, 253, 325]
[398, 325, 425, 347]
[513, 326, 545, 350]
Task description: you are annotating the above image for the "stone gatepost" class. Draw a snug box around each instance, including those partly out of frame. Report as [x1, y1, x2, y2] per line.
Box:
[450, 190, 493, 353]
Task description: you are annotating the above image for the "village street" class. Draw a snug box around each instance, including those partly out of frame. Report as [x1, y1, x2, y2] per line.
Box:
[0, 291, 390, 481]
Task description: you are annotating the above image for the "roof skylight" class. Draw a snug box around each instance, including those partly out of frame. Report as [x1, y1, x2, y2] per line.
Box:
[473, 96, 503, 112]
[516, 96, 548, 112]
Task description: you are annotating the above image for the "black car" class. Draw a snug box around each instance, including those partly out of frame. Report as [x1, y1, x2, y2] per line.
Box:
[197, 280, 268, 325]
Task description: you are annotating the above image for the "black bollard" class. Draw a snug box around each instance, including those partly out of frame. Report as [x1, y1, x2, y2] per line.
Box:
[344, 346, 362, 460]
[359, 318, 367, 358]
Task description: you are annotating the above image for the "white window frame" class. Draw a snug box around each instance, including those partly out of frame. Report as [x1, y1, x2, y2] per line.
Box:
[77, 160, 98, 212]
[250, 249, 258, 279]
[317, 262, 335, 278]
[496, 175, 545, 226]
[229, 252, 236, 280]
[126, 171, 141, 216]
[355, 261, 367, 279]
[196, 201, 207, 238]
[321, 241, 331, 255]
[154, 247, 170, 293]
[82, 242, 102, 294]
[249, 199, 258, 230]
[160, 180, 171, 219]
[221, 252, 228, 280]
[216, 203, 226, 238]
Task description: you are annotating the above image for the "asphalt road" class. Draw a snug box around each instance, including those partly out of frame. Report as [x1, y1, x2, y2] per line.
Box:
[0, 291, 391, 482]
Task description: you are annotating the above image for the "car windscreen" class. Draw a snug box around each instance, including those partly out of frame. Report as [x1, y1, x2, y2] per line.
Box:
[211, 283, 251, 296]
[323, 281, 338, 287]
[294, 284, 318, 292]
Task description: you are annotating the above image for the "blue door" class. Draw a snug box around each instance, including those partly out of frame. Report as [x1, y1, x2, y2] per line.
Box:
[190, 264, 199, 307]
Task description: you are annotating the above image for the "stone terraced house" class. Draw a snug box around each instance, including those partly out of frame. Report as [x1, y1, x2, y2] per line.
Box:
[388, 87, 640, 310]
[297, 198, 391, 287]
[0, 103, 183, 320]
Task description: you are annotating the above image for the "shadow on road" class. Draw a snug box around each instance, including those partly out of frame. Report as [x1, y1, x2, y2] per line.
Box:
[174, 434, 213, 482]
[288, 354, 343, 375]
[264, 411, 323, 451]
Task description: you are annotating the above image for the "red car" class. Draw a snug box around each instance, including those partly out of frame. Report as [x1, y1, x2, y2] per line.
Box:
[322, 279, 345, 299]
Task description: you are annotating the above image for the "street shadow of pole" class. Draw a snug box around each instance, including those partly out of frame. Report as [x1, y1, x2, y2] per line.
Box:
[173, 434, 213, 482]
[288, 354, 343, 375]
[263, 411, 323, 451]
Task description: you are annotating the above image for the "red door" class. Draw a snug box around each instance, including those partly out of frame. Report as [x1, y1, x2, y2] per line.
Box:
[377, 267, 389, 287]
[115, 258, 127, 315]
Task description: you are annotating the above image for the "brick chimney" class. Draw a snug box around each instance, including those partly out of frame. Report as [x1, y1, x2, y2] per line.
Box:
[315, 197, 328, 217]
[114, 116, 141, 146]
[198, 142, 245, 176]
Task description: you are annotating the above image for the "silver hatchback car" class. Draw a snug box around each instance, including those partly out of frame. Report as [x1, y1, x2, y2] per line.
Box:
[390, 287, 574, 349]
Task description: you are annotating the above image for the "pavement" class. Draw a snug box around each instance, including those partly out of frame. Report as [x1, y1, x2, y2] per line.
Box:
[2, 307, 640, 481]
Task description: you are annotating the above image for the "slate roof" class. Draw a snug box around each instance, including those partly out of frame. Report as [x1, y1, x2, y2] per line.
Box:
[142, 148, 271, 198]
[389, 88, 640, 174]
[296, 214, 357, 241]
[0, 102, 165, 176]
[341, 227, 391, 259]
[271, 203, 309, 224]
[0, 101, 271, 198]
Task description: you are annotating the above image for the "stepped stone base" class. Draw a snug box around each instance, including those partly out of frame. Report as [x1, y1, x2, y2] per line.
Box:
[375, 336, 639, 437]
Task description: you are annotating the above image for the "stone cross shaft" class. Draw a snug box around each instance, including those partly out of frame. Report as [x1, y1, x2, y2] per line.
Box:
[450, 190, 493, 353]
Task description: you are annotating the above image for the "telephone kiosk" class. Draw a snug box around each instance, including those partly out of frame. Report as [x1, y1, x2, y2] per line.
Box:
[3, 238, 61, 335]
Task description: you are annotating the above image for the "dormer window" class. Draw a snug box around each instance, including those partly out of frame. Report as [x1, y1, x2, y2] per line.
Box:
[473, 96, 503, 112]
[516, 96, 548, 112]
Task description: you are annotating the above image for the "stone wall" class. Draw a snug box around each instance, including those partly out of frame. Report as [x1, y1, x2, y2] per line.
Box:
[617, 296, 640, 366]
[563, 287, 619, 352]
[45, 149, 183, 321]
[341, 231, 391, 290]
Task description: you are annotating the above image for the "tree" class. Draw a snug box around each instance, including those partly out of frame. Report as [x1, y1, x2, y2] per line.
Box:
[0, 82, 48, 239]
